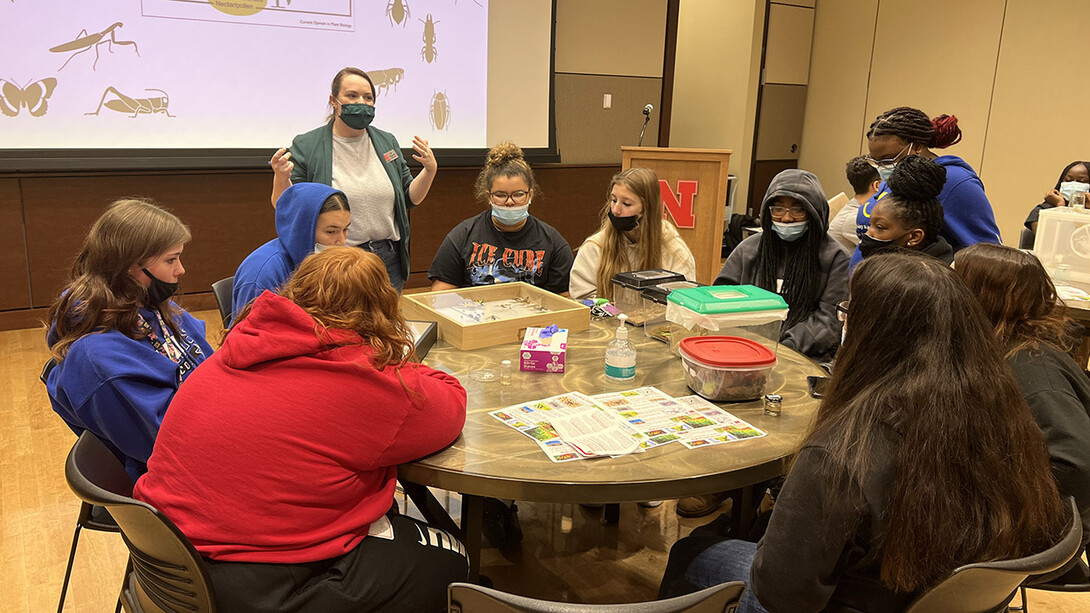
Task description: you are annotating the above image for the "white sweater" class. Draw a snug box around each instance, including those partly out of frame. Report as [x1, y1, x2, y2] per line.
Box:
[568, 222, 697, 300]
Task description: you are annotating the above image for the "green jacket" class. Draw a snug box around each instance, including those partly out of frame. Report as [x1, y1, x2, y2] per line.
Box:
[288, 121, 416, 280]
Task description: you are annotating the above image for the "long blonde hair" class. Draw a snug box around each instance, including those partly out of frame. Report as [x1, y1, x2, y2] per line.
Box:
[48, 198, 191, 361]
[593, 167, 666, 300]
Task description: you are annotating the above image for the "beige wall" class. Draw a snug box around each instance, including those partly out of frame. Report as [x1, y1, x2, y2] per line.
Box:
[670, 0, 766, 212]
[555, 0, 667, 78]
[800, 0, 1090, 246]
[552, 0, 669, 163]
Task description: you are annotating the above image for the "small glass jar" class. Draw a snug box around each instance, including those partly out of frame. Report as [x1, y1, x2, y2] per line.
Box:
[763, 393, 782, 416]
[500, 360, 513, 386]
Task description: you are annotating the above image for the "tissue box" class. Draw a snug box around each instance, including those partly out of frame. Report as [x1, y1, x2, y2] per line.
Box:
[520, 327, 568, 373]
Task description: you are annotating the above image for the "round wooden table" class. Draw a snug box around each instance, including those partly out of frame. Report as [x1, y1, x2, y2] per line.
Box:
[398, 319, 826, 581]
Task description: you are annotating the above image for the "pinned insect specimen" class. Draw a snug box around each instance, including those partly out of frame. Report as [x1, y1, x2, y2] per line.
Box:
[50, 22, 139, 71]
[0, 78, 57, 117]
[429, 90, 451, 131]
[420, 14, 439, 63]
[387, 0, 409, 27]
[85, 87, 173, 118]
[367, 68, 404, 97]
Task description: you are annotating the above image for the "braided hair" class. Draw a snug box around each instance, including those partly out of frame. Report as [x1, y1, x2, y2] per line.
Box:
[882, 155, 946, 248]
[756, 198, 824, 331]
[867, 106, 963, 149]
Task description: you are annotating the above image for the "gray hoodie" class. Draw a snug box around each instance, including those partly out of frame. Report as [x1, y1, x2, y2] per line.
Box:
[715, 169, 850, 360]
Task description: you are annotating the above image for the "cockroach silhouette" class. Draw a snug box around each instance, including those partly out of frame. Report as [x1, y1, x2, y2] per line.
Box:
[430, 90, 450, 131]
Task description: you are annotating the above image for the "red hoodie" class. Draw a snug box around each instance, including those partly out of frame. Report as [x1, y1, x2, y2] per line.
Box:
[134, 291, 467, 563]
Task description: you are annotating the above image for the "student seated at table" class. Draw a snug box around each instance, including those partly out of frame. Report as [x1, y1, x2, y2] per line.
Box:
[955, 243, 1090, 545]
[827, 156, 880, 251]
[428, 142, 573, 293]
[850, 106, 1001, 269]
[660, 251, 1069, 613]
[715, 169, 849, 362]
[569, 167, 696, 300]
[1024, 160, 1089, 238]
[134, 248, 469, 613]
[232, 182, 350, 320]
[857, 155, 953, 264]
[46, 198, 213, 481]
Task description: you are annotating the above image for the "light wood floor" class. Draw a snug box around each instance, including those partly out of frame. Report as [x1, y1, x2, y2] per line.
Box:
[4, 311, 1088, 611]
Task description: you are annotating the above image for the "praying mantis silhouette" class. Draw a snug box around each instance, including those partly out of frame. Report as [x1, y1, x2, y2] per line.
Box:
[50, 22, 139, 71]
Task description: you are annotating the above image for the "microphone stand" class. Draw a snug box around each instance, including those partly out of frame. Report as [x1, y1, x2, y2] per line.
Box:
[638, 113, 651, 147]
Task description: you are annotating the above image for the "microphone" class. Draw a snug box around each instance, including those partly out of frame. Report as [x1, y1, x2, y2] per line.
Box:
[638, 104, 653, 146]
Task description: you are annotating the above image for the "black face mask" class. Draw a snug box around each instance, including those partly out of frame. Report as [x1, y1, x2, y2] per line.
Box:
[608, 211, 639, 233]
[857, 233, 897, 259]
[141, 268, 179, 305]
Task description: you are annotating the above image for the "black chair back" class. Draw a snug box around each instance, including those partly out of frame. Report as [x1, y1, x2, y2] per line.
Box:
[65, 432, 216, 613]
[448, 581, 745, 612]
[905, 497, 1083, 613]
[210, 276, 234, 327]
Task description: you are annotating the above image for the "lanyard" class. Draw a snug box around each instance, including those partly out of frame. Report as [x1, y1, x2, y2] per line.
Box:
[137, 309, 204, 382]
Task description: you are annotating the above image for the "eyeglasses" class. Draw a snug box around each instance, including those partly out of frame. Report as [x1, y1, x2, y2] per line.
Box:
[489, 190, 530, 205]
[863, 143, 913, 170]
[836, 300, 849, 322]
[768, 205, 808, 218]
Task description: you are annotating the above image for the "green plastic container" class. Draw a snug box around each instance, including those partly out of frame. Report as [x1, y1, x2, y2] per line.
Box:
[665, 285, 789, 356]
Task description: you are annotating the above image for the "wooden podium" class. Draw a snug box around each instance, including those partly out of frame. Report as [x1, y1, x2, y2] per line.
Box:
[621, 146, 733, 285]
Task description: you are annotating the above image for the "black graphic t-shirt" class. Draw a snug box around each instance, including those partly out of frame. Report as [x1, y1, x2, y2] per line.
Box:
[428, 210, 574, 293]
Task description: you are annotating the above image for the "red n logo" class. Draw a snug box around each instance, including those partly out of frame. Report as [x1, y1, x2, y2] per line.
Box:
[659, 179, 698, 228]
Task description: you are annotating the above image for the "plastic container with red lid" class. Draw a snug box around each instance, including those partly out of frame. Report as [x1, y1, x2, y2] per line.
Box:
[679, 336, 777, 401]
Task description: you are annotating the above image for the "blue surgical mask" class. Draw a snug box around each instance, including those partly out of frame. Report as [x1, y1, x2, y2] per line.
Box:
[492, 203, 530, 225]
[771, 220, 808, 242]
[1059, 181, 1089, 203]
[314, 242, 331, 254]
[877, 166, 894, 183]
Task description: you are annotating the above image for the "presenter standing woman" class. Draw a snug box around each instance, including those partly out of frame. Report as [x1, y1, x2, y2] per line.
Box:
[269, 67, 437, 291]
[45, 199, 213, 481]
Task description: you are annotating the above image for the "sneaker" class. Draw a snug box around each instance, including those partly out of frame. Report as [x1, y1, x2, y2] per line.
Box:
[676, 492, 730, 518]
[481, 498, 523, 549]
[637, 500, 664, 508]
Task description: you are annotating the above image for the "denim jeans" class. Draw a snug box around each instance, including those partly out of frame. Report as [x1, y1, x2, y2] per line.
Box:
[358, 239, 404, 292]
[684, 539, 769, 613]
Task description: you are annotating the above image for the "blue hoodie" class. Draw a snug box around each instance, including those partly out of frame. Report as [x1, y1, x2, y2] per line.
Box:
[850, 155, 1001, 268]
[232, 183, 345, 319]
[46, 305, 213, 481]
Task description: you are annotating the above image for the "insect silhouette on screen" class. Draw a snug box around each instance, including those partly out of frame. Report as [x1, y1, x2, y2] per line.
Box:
[368, 68, 404, 97]
[430, 90, 450, 131]
[50, 22, 139, 71]
[0, 78, 58, 117]
[387, 0, 409, 26]
[85, 87, 173, 118]
[420, 14, 440, 64]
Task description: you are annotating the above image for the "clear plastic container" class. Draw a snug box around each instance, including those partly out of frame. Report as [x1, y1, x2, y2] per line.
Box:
[642, 280, 705, 343]
[679, 336, 777, 402]
[610, 269, 686, 326]
[666, 285, 789, 356]
[1034, 206, 1090, 292]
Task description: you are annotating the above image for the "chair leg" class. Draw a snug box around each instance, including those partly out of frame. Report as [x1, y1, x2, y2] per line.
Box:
[56, 523, 83, 613]
[1008, 586, 1029, 612]
[115, 557, 132, 613]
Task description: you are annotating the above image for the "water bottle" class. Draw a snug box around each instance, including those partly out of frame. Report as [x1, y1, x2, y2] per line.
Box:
[605, 314, 636, 381]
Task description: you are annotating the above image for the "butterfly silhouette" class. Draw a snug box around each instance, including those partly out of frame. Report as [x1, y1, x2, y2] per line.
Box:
[0, 78, 58, 117]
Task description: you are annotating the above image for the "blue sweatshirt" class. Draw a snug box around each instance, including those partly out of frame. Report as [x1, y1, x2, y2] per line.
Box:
[232, 183, 345, 319]
[46, 305, 213, 481]
[851, 155, 1001, 268]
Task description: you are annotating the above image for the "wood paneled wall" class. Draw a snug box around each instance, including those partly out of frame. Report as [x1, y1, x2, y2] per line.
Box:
[0, 164, 619, 330]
